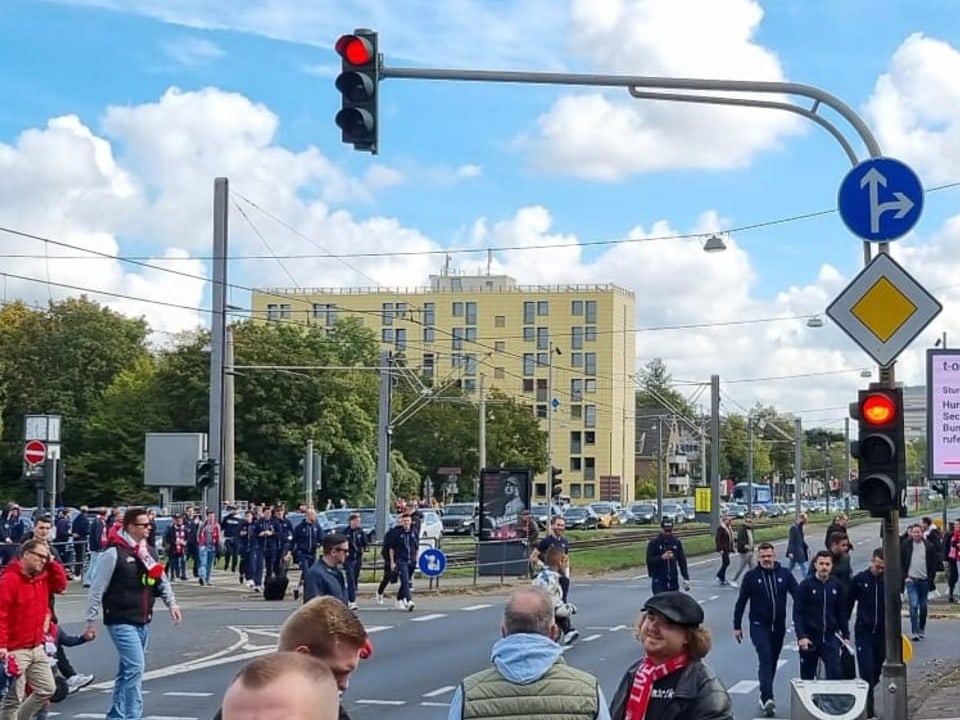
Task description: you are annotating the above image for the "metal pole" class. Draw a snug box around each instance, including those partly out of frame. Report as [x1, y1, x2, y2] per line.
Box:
[49, 457, 57, 520]
[747, 416, 754, 513]
[223, 325, 235, 504]
[656, 417, 664, 520]
[882, 510, 907, 720]
[207, 177, 228, 512]
[304, 439, 314, 509]
[478, 373, 487, 470]
[547, 341, 554, 475]
[710, 375, 721, 532]
[795, 418, 803, 519]
[844, 417, 851, 515]
[374, 350, 393, 542]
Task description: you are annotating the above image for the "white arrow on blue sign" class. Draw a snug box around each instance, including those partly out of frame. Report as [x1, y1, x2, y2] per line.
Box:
[837, 157, 923, 242]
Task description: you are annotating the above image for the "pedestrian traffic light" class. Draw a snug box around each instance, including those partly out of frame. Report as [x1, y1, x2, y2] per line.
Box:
[334, 29, 379, 154]
[550, 466, 563, 497]
[196, 458, 217, 489]
[850, 387, 905, 516]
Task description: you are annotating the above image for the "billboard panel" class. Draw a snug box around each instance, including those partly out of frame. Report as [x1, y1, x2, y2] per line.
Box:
[927, 350, 960, 478]
[478, 467, 531, 540]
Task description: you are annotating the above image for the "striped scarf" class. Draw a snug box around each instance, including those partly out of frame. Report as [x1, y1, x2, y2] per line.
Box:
[624, 651, 689, 720]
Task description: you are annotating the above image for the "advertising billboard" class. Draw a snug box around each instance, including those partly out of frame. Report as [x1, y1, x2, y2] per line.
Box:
[478, 468, 531, 540]
[927, 349, 960, 478]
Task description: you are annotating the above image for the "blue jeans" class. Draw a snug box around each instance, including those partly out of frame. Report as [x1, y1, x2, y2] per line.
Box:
[397, 560, 412, 602]
[345, 557, 361, 602]
[788, 558, 807, 577]
[906, 578, 929, 635]
[248, 547, 264, 586]
[199, 546, 217, 583]
[107, 623, 150, 720]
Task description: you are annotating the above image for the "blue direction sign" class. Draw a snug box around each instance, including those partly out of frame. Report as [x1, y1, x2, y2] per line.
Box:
[838, 157, 923, 242]
[418, 547, 447, 577]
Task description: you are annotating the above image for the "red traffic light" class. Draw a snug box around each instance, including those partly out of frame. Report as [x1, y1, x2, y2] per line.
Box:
[861, 393, 896, 426]
[335, 34, 374, 66]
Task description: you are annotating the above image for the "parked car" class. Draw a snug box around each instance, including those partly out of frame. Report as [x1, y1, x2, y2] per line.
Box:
[725, 503, 749, 519]
[440, 502, 479, 535]
[751, 504, 768, 518]
[529, 503, 551, 529]
[562, 506, 600, 530]
[659, 503, 687, 525]
[418, 510, 443, 546]
[589, 502, 619, 528]
[628, 502, 658, 524]
[679, 502, 696, 522]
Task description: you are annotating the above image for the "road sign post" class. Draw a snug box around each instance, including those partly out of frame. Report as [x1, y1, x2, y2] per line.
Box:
[23, 440, 46, 466]
[837, 157, 924, 242]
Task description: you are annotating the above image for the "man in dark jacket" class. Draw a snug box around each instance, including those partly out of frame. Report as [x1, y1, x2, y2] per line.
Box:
[383, 513, 418, 611]
[292, 510, 322, 601]
[786, 512, 809, 576]
[900, 524, 941, 640]
[824, 513, 848, 549]
[85, 510, 108, 587]
[344, 513, 367, 610]
[849, 547, 885, 718]
[794, 550, 849, 680]
[714, 515, 735, 587]
[220, 506, 241, 573]
[71, 508, 91, 579]
[646, 520, 690, 594]
[733, 542, 798, 717]
[732, 517, 755, 583]
[303, 533, 349, 605]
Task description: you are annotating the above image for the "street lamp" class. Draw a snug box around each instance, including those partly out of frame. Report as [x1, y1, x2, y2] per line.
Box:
[702, 234, 727, 253]
[806, 316, 825, 328]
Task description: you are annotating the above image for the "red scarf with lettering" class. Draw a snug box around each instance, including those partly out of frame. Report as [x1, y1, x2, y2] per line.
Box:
[624, 652, 689, 720]
[108, 526, 165, 580]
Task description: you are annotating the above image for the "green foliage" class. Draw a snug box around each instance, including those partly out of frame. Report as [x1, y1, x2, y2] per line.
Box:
[635, 358, 694, 419]
[635, 480, 656, 499]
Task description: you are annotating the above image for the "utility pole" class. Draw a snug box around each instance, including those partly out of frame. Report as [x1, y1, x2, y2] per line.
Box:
[794, 417, 803, 519]
[655, 416, 664, 519]
[709, 375, 721, 532]
[546, 340, 555, 475]
[844, 416, 851, 515]
[747, 415, 755, 512]
[304, 438, 314, 508]
[374, 350, 393, 541]
[223, 324, 235, 504]
[478, 373, 487, 470]
[207, 177, 228, 513]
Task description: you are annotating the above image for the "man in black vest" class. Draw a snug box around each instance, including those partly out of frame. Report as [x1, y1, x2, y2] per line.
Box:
[84, 507, 182, 720]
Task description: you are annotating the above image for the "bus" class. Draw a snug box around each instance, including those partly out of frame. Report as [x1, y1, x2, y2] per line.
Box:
[732, 482, 773, 506]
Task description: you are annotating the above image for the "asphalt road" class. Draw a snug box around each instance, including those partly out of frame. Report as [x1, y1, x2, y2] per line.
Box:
[41, 519, 935, 720]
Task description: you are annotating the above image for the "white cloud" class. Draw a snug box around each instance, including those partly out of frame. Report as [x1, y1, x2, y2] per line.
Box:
[864, 33, 960, 185]
[160, 36, 225, 67]
[456, 164, 482, 179]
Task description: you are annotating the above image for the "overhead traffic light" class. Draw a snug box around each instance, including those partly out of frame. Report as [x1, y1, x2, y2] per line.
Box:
[850, 387, 905, 516]
[196, 458, 218, 489]
[550, 466, 563, 497]
[334, 29, 379, 154]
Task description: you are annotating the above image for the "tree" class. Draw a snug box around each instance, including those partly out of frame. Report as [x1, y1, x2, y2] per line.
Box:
[635, 358, 694, 418]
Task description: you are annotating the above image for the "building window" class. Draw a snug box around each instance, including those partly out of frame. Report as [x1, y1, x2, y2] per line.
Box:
[452, 328, 464, 350]
[583, 483, 596, 499]
[585, 300, 597, 324]
[523, 327, 535, 342]
[570, 405, 582, 419]
[535, 482, 547, 498]
[422, 353, 434, 379]
[465, 302, 477, 325]
[537, 352, 548, 367]
[537, 327, 550, 350]
[571, 352, 583, 368]
[382, 302, 394, 325]
[536, 378, 548, 403]
[463, 379, 476, 393]
[523, 353, 535, 376]
[522, 378, 534, 392]
[312, 303, 337, 326]
[451, 354, 463, 368]
[494, 315, 506, 328]
[536, 404, 547, 418]
[464, 354, 477, 376]
[382, 328, 394, 343]
[523, 301, 535, 324]
[423, 327, 435, 343]
[572, 300, 584, 316]
[570, 457, 582, 471]
[571, 326, 584, 349]
[266, 303, 290, 321]
[570, 431, 582, 454]
[395, 302, 407, 318]
[423, 302, 435, 326]
[584, 457, 596, 481]
[465, 327, 477, 343]
[571, 378, 583, 401]
[585, 326, 597, 342]
[570, 484, 582, 499]
[495, 341, 506, 353]
[495, 367, 505, 379]
[452, 301, 464, 317]
[585, 405, 597, 427]
[584, 352, 596, 376]
[585, 431, 596, 445]
[395, 328, 407, 350]
[585, 378, 597, 393]
[537, 300, 549, 316]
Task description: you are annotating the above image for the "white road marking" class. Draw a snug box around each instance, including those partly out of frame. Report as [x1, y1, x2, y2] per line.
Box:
[423, 686, 456, 698]
[145, 716, 199, 720]
[777, 659, 788, 669]
[728, 680, 760, 694]
[609, 624, 628, 632]
[411, 613, 447, 622]
[73, 715, 106, 719]
[87, 647, 274, 692]
[163, 692, 213, 697]
[582, 634, 603, 643]
[709, 595, 719, 600]
[420, 702, 450, 708]
[355, 700, 406, 706]
[461, 604, 492, 611]
[364, 625, 394, 633]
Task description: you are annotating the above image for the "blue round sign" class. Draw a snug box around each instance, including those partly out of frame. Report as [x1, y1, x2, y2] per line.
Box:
[837, 157, 923, 242]
[418, 548, 447, 577]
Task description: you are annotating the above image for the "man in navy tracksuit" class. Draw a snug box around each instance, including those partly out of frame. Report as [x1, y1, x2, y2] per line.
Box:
[220, 507, 242, 572]
[733, 542, 798, 718]
[849, 548, 885, 718]
[292, 509, 321, 601]
[645, 519, 690, 594]
[344, 513, 368, 610]
[794, 550, 850, 680]
[383, 513, 418, 611]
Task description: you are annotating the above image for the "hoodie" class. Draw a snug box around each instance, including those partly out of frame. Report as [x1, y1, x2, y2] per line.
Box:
[446, 633, 611, 720]
[0, 557, 68, 651]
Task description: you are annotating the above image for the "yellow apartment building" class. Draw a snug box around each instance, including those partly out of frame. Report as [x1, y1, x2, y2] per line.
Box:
[251, 272, 636, 504]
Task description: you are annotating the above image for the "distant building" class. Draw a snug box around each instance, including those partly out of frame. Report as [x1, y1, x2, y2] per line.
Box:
[251, 270, 636, 503]
[634, 411, 691, 495]
[903, 384, 925, 442]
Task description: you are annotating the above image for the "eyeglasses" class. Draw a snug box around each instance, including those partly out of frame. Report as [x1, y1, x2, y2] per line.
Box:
[332, 546, 349, 554]
[27, 550, 51, 562]
[131, 522, 151, 527]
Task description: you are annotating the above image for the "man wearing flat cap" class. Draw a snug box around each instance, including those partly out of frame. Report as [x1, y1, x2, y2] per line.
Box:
[610, 592, 732, 720]
[646, 520, 690, 595]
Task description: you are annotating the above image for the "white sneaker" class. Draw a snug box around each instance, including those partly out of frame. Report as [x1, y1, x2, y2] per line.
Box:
[728, 581, 738, 588]
[406, 599, 415, 612]
[246, 579, 254, 588]
[395, 599, 407, 610]
[67, 674, 95, 693]
[562, 630, 580, 645]
[762, 698, 776, 717]
[348, 602, 358, 611]
[376, 593, 384, 605]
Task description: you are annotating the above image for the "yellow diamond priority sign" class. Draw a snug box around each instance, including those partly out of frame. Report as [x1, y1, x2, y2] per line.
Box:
[827, 253, 941, 367]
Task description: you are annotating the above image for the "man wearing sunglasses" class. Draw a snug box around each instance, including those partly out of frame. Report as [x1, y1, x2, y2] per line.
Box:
[303, 533, 349, 605]
[0, 538, 68, 720]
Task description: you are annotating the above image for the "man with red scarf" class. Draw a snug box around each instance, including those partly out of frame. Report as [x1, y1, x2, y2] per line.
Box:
[610, 592, 732, 720]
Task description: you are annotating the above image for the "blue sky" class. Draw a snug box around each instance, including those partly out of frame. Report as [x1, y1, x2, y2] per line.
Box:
[1, 0, 960, 424]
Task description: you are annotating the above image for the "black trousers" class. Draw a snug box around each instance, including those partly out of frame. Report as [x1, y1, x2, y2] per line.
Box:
[717, 552, 731, 582]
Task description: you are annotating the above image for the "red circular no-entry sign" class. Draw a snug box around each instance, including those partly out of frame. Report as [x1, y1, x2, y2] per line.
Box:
[24, 439, 47, 465]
